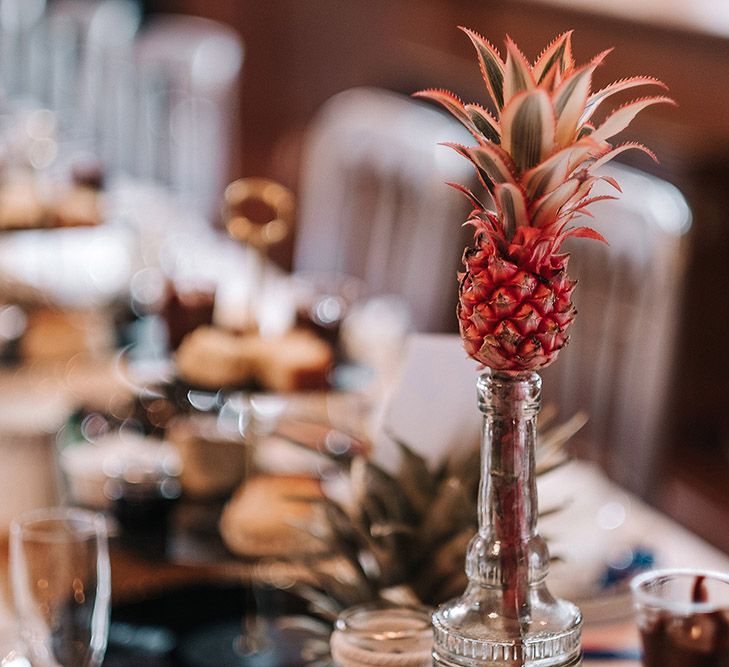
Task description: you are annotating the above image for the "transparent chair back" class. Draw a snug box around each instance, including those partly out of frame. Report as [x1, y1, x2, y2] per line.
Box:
[294, 87, 474, 332]
[132, 15, 244, 219]
[540, 163, 692, 497]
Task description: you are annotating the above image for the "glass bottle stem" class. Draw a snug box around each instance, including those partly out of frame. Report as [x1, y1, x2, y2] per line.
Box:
[482, 410, 536, 625]
[433, 370, 582, 666]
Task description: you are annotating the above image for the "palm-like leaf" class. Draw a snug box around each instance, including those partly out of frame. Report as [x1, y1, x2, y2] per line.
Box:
[272, 407, 586, 612]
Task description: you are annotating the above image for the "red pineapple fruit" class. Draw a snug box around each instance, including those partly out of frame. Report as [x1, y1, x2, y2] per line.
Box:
[415, 29, 673, 370]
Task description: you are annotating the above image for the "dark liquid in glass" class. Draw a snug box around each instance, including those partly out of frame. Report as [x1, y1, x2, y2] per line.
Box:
[640, 576, 729, 667]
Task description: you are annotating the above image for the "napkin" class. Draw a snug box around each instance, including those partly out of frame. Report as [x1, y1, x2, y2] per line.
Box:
[373, 333, 480, 471]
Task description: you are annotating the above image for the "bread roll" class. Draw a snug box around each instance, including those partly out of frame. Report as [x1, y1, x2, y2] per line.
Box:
[220, 474, 325, 558]
[252, 330, 333, 392]
[175, 326, 253, 389]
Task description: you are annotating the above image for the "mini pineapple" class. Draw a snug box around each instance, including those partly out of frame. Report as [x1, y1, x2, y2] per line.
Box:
[414, 30, 672, 370]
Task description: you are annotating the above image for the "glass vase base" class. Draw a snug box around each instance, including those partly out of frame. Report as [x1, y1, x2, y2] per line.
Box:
[432, 653, 582, 667]
[431, 599, 583, 667]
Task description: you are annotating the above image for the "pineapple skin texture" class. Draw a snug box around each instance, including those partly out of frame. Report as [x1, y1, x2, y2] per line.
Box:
[458, 244, 576, 371]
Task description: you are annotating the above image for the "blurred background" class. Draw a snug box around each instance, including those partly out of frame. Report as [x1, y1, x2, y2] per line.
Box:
[155, 0, 728, 556]
[0, 0, 727, 558]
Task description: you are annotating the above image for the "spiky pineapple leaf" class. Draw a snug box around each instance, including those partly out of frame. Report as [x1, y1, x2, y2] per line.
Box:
[561, 226, 608, 243]
[582, 75, 669, 125]
[601, 174, 622, 192]
[591, 95, 675, 142]
[446, 181, 488, 210]
[413, 89, 493, 145]
[537, 410, 588, 463]
[459, 26, 505, 110]
[532, 31, 573, 83]
[523, 138, 598, 201]
[562, 194, 618, 219]
[531, 178, 580, 227]
[412, 88, 470, 125]
[416, 475, 474, 547]
[590, 141, 658, 170]
[577, 123, 595, 140]
[351, 457, 417, 527]
[503, 36, 536, 102]
[444, 142, 515, 191]
[544, 175, 607, 228]
[554, 64, 596, 148]
[501, 89, 555, 173]
[495, 183, 529, 237]
[465, 103, 501, 144]
[391, 438, 437, 516]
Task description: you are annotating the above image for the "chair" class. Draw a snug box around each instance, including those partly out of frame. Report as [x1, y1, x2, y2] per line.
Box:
[293, 87, 474, 332]
[44, 0, 142, 152]
[0, 0, 47, 102]
[540, 163, 692, 498]
[132, 15, 244, 219]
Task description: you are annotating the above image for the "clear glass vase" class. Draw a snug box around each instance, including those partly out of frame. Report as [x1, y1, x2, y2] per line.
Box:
[432, 371, 583, 666]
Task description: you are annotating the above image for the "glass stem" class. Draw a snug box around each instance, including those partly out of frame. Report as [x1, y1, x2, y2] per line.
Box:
[480, 398, 537, 629]
[236, 582, 270, 656]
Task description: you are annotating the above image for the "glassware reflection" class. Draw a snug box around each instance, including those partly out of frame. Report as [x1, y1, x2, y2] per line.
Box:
[10, 506, 111, 667]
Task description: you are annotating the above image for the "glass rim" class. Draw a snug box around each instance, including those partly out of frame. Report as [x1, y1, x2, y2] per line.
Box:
[336, 602, 433, 640]
[631, 567, 729, 614]
[10, 506, 107, 543]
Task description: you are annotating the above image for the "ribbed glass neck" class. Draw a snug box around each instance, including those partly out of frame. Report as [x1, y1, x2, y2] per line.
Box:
[477, 371, 541, 418]
[432, 370, 582, 666]
[476, 371, 541, 551]
[466, 371, 545, 592]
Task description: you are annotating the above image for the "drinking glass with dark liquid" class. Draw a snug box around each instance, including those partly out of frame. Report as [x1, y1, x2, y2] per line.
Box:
[632, 568, 729, 667]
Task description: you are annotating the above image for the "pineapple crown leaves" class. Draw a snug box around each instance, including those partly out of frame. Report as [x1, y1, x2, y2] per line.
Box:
[272, 409, 586, 615]
[413, 29, 674, 260]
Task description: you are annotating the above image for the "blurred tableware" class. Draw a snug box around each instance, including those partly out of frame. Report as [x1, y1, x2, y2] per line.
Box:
[291, 271, 364, 350]
[0, 383, 68, 531]
[10, 506, 111, 667]
[0, 0, 46, 103]
[105, 461, 181, 559]
[224, 178, 295, 334]
[339, 294, 410, 398]
[59, 431, 180, 511]
[631, 568, 729, 666]
[134, 15, 243, 219]
[161, 280, 215, 351]
[539, 460, 660, 623]
[220, 475, 326, 561]
[293, 87, 473, 333]
[224, 178, 294, 254]
[330, 602, 433, 667]
[166, 411, 250, 500]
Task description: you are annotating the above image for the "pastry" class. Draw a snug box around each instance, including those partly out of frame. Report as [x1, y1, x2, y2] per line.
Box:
[0, 170, 46, 230]
[20, 307, 114, 363]
[252, 329, 333, 392]
[53, 185, 102, 227]
[162, 283, 215, 350]
[175, 325, 333, 392]
[175, 326, 254, 389]
[219, 474, 325, 558]
[53, 162, 105, 228]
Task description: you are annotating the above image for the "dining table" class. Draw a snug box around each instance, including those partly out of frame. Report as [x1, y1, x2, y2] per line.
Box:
[0, 333, 726, 667]
[547, 460, 729, 667]
[0, 420, 727, 666]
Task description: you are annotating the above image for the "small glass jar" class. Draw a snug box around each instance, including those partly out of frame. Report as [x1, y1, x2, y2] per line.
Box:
[631, 568, 729, 666]
[330, 602, 433, 667]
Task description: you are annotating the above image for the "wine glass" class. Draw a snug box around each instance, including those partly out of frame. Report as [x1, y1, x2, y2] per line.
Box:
[10, 507, 111, 667]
